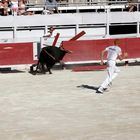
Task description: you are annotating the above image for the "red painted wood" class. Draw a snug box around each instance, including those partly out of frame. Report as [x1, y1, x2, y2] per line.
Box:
[69, 31, 86, 41]
[0, 42, 34, 65]
[72, 65, 107, 72]
[125, 38, 140, 58]
[0, 37, 140, 66]
[52, 33, 60, 46]
[62, 38, 140, 62]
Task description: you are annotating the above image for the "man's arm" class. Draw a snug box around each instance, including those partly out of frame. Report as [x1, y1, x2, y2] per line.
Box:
[118, 52, 128, 61]
[100, 49, 107, 65]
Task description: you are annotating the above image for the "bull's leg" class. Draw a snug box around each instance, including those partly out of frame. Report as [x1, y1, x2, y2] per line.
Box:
[30, 65, 34, 72]
[40, 63, 46, 74]
[48, 67, 52, 74]
[60, 61, 66, 69]
[30, 64, 37, 75]
[35, 62, 46, 74]
[35, 61, 40, 73]
[45, 65, 52, 74]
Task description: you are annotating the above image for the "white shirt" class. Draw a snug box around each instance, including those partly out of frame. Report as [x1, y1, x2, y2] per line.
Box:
[106, 45, 122, 61]
[11, 1, 18, 9]
[40, 37, 48, 48]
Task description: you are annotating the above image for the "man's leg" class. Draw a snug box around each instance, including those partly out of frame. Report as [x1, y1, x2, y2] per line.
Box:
[97, 61, 115, 93]
[100, 67, 114, 87]
[111, 66, 120, 81]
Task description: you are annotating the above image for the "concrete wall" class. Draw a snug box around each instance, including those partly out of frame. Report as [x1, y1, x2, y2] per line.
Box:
[0, 12, 140, 43]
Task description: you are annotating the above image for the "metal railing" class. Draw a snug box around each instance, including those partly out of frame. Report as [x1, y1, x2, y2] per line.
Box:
[0, 0, 139, 16]
[25, 1, 139, 14]
[0, 0, 140, 43]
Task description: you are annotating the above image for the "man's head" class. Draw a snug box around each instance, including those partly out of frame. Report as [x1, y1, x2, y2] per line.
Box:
[114, 39, 120, 45]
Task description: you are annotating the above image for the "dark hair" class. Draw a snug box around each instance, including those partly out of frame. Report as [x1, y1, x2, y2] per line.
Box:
[114, 39, 120, 45]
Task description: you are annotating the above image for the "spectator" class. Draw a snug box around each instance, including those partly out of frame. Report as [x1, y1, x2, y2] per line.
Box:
[18, 0, 26, 15]
[127, 0, 138, 12]
[10, 0, 18, 15]
[0, 0, 9, 16]
[45, 0, 59, 14]
[0, 0, 3, 15]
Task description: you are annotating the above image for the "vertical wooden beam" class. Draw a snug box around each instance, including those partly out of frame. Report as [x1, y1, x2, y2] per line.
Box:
[52, 33, 60, 46]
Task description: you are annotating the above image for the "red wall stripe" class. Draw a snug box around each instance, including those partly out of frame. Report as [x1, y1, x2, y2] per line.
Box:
[0, 42, 35, 65]
[62, 38, 140, 62]
[0, 37, 140, 66]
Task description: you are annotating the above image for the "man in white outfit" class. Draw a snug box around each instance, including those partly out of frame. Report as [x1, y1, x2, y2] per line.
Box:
[40, 26, 55, 48]
[96, 39, 128, 93]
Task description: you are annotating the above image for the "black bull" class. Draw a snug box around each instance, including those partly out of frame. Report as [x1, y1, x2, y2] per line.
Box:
[30, 45, 69, 74]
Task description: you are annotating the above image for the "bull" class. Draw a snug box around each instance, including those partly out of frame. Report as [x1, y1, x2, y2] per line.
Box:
[29, 31, 85, 75]
[30, 45, 70, 75]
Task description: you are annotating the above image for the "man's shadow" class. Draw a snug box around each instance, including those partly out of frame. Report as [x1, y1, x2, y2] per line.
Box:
[77, 84, 99, 91]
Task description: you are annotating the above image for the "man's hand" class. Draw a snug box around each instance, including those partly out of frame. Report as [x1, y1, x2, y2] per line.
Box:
[124, 52, 128, 58]
[100, 49, 106, 65]
[100, 60, 104, 65]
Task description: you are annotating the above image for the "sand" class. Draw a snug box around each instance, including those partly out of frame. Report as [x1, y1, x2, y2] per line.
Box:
[0, 65, 140, 140]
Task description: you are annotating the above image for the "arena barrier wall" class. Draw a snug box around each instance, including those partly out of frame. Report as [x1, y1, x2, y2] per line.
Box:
[62, 37, 140, 63]
[0, 42, 37, 65]
[0, 37, 140, 66]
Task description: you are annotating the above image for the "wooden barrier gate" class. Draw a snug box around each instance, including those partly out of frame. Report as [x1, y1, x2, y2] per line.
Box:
[0, 37, 140, 66]
[62, 38, 140, 63]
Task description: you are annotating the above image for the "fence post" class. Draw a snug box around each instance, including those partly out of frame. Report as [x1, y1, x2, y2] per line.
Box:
[137, 21, 139, 37]
[75, 24, 79, 35]
[105, 7, 110, 38]
[13, 26, 17, 39]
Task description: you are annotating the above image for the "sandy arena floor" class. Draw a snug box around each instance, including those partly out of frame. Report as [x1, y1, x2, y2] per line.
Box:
[0, 65, 140, 140]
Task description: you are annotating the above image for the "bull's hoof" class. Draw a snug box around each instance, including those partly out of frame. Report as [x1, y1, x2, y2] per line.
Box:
[32, 72, 37, 75]
[49, 71, 52, 74]
[41, 71, 46, 74]
[29, 71, 37, 75]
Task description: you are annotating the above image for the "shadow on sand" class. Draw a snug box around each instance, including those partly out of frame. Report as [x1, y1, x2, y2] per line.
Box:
[77, 84, 99, 91]
[0, 69, 25, 74]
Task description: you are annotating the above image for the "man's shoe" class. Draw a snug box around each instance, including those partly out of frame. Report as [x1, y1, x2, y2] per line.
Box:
[108, 82, 112, 87]
[103, 88, 107, 91]
[96, 88, 103, 94]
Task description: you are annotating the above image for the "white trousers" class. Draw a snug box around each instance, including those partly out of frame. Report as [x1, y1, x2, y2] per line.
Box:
[100, 60, 120, 89]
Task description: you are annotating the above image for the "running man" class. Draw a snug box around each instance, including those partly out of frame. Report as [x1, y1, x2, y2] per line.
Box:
[96, 39, 128, 93]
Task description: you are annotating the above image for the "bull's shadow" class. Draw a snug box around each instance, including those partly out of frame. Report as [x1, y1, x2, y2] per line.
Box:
[77, 84, 99, 91]
[0, 68, 25, 74]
